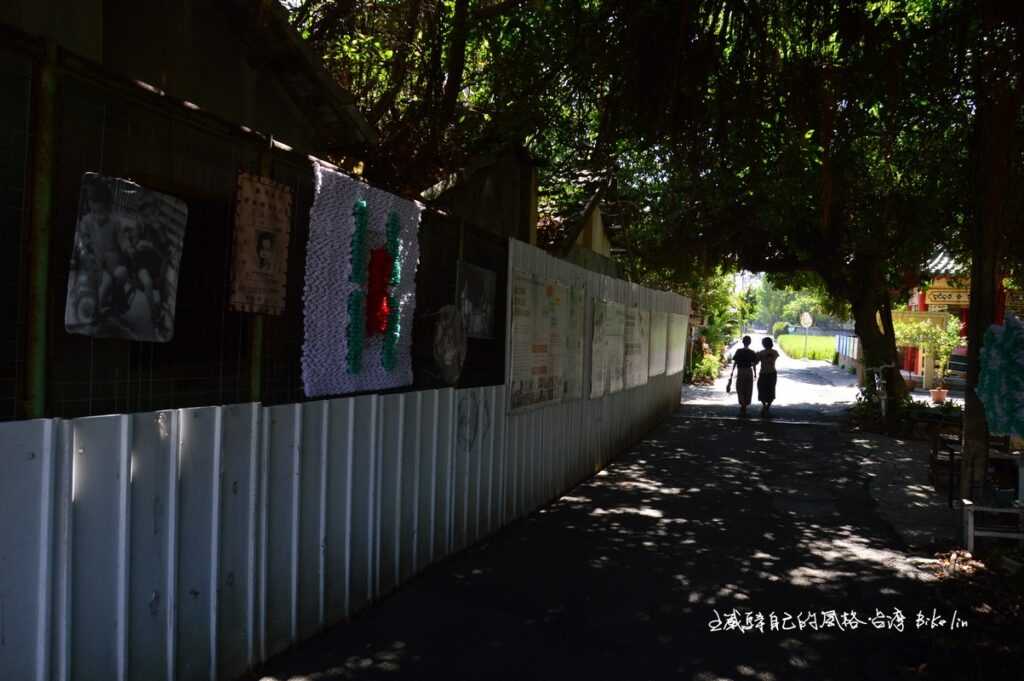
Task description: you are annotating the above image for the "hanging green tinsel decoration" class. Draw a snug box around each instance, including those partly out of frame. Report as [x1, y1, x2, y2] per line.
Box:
[350, 200, 369, 283]
[386, 211, 402, 285]
[382, 293, 400, 371]
[346, 290, 366, 373]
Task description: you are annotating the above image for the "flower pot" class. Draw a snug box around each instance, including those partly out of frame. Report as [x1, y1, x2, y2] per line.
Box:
[930, 388, 949, 403]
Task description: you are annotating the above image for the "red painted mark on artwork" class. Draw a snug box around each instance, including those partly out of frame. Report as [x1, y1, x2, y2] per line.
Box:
[366, 248, 393, 335]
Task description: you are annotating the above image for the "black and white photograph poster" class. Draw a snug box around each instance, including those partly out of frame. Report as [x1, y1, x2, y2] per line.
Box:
[64, 172, 188, 342]
[458, 260, 497, 339]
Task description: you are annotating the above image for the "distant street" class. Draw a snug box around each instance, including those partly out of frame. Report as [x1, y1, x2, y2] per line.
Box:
[681, 333, 860, 422]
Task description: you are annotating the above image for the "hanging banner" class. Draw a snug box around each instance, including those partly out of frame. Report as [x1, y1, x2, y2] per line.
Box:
[302, 163, 421, 397]
[229, 172, 292, 315]
[64, 172, 187, 342]
[649, 311, 668, 376]
[667, 313, 688, 374]
[625, 308, 650, 388]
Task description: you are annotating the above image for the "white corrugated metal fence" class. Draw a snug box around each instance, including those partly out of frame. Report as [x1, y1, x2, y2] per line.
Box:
[0, 241, 688, 681]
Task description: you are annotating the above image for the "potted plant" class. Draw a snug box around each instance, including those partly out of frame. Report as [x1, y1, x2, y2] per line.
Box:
[927, 317, 965, 403]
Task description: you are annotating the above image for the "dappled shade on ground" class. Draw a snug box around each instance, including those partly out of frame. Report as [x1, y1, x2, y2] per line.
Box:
[243, 404, 1019, 681]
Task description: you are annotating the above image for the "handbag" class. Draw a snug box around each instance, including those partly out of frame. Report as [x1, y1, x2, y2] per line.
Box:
[726, 365, 734, 393]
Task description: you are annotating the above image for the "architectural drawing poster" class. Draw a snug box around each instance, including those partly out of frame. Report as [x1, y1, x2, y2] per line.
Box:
[606, 301, 626, 394]
[649, 311, 668, 376]
[590, 298, 608, 399]
[624, 308, 650, 388]
[667, 312, 688, 374]
[510, 271, 565, 410]
[561, 286, 586, 400]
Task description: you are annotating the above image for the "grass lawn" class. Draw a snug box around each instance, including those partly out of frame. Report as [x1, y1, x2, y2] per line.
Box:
[778, 334, 836, 361]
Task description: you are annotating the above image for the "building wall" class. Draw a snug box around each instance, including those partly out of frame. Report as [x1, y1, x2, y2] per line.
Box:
[574, 204, 612, 257]
[0, 0, 104, 60]
[102, 0, 318, 151]
[431, 150, 538, 244]
[2, 0, 321, 152]
[0, 52, 32, 419]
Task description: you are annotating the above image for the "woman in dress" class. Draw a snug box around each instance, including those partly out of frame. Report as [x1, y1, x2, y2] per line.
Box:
[730, 336, 758, 416]
[757, 337, 780, 416]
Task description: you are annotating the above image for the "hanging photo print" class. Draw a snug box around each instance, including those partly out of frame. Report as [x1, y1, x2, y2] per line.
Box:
[458, 260, 497, 339]
[64, 172, 188, 342]
[302, 163, 422, 397]
[230, 172, 292, 315]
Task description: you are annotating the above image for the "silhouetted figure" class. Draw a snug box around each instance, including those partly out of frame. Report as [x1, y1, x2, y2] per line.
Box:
[730, 336, 758, 416]
[757, 337, 780, 416]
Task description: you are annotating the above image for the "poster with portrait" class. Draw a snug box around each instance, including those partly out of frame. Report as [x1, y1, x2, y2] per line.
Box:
[230, 172, 292, 315]
[64, 172, 187, 342]
[458, 261, 497, 339]
[649, 311, 668, 376]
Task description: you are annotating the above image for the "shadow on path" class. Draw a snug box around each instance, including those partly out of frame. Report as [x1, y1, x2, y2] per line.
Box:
[243, 410, 1001, 681]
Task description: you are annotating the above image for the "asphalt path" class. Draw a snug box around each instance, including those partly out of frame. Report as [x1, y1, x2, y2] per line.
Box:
[242, 357, 1012, 681]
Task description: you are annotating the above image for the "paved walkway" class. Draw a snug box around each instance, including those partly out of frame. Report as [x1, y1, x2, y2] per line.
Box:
[681, 334, 859, 422]
[245, 383, 1002, 680]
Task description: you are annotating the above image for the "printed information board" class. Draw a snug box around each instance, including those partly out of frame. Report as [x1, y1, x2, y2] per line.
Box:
[649, 311, 668, 376]
[510, 272, 574, 410]
[624, 308, 650, 388]
[667, 313, 688, 375]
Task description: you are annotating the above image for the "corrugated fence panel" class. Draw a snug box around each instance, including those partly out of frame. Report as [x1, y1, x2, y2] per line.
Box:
[378, 393, 404, 595]
[0, 419, 55, 681]
[297, 403, 326, 642]
[414, 390, 441, 574]
[70, 414, 130, 681]
[504, 239, 688, 517]
[0, 242, 688, 681]
[263, 403, 300, 658]
[324, 397, 354, 624]
[346, 395, 379, 614]
[176, 407, 222, 681]
[215, 404, 260, 681]
[432, 390, 455, 563]
[399, 392, 421, 583]
[126, 411, 175, 681]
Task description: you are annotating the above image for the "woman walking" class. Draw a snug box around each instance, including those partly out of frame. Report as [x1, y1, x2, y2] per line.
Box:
[757, 337, 780, 416]
[729, 336, 758, 416]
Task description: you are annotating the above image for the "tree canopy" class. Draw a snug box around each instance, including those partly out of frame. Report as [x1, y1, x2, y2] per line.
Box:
[286, 1, 1022, 371]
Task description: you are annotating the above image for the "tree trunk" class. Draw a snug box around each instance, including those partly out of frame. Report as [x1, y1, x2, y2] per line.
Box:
[960, 0, 1022, 500]
[851, 291, 906, 422]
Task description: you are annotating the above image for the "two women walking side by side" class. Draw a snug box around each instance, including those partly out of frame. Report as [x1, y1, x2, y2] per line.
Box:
[729, 335, 781, 417]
